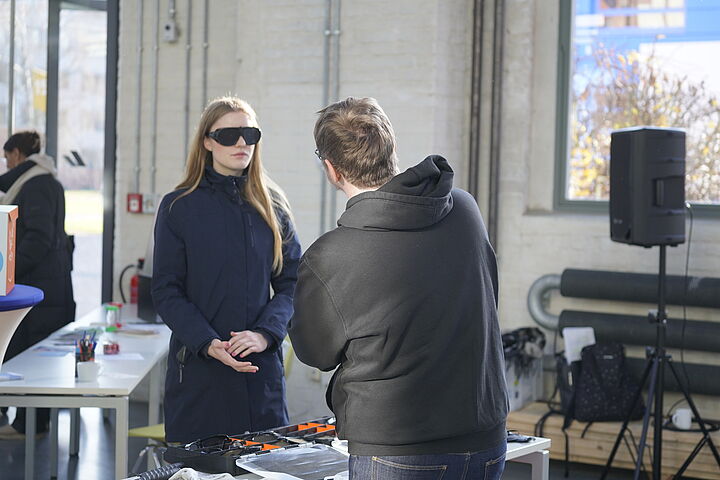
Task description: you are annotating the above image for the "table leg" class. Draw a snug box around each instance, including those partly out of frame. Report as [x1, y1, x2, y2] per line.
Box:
[115, 396, 129, 480]
[70, 408, 80, 456]
[149, 361, 161, 425]
[25, 407, 36, 480]
[50, 408, 59, 478]
[511, 449, 549, 480]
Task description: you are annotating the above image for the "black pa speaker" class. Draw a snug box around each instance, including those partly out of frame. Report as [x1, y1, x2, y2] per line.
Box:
[610, 127, 685, 247]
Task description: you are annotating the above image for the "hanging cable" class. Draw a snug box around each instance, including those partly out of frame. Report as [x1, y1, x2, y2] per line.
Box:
[679, 202, 695, 393]
[134, 0, 144, 193]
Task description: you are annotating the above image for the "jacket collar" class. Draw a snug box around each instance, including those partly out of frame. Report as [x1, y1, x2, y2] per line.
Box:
[200, 165, 248, 198]
[0, 160, 36, 192]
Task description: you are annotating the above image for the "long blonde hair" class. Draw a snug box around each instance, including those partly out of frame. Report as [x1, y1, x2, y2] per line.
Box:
[175, 96, 293, 275]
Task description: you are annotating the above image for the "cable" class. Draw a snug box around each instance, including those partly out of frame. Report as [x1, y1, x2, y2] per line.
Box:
[118, 263, 135, 303]
[679, 202, 694, 396]
[545, 327, 561, 411]
[138, 462, 184, 480]
[664, 397, 688, 419]
[536, 327, 564, 437]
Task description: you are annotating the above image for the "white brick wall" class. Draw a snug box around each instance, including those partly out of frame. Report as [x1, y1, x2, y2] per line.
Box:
[115, 0, 475, 420]
[500, 0, 720, 416]
[114, 0, 719, 420]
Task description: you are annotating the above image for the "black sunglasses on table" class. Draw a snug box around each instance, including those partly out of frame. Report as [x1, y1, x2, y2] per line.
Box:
[207, 127, 262, 146]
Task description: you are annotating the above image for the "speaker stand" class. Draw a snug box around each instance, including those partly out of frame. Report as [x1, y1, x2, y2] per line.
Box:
[600, 245, 720, 480]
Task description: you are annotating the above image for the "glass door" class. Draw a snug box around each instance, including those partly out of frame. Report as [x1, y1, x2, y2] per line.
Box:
[2, 0, 107, 318]
[56, 3, 106, 318]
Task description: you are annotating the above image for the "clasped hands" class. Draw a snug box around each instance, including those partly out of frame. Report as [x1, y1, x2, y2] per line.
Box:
[207, 330, 268, 373]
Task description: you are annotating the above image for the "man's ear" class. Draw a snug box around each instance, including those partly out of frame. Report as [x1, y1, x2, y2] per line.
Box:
[323, 159, 343, 185]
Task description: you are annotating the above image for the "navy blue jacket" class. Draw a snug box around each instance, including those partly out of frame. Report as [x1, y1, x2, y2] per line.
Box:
[152, 167, 301, 443]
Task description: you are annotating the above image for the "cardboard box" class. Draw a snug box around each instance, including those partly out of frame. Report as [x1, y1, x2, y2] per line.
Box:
[506, 358, 543, 412]
[0, 205, 18, 295]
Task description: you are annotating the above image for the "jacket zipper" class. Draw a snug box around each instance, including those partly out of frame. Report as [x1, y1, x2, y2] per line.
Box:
[231, 177, 244, 204]
[246, 213, 255, 248]
[231, 177, 255, 248]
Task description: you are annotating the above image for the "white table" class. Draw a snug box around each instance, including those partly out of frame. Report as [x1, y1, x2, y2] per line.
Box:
[507, 436, 552, 480]
[0, 305, 170, 479]
[154, 437, 552, 480]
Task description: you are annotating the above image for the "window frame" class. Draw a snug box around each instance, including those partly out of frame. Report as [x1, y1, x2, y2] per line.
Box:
[553, 0, 720, 216]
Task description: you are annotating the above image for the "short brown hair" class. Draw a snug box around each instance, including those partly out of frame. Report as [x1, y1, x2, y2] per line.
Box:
[314, 97, 398, 188]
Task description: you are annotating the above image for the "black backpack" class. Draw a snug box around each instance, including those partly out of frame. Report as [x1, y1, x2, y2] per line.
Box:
[573, 342, 645, 422]
[537, 342, 645, 477]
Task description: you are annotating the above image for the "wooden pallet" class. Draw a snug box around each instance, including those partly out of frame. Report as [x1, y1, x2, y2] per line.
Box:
[507, 402, 720, 480]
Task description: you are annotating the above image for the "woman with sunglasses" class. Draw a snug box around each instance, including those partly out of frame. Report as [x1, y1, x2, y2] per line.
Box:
[152, 96, 301, 443]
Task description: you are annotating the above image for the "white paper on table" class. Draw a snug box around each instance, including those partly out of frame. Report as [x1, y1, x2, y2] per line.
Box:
[32, 346, 73, 356]
[562, 327, 596, 364]
[116, 326, 160, 336]
[98, 352, 144, 361]
[0, 372, 23, 381]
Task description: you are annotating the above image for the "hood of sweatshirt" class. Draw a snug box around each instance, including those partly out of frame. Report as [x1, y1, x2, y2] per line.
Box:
[337, 155, 454, 231]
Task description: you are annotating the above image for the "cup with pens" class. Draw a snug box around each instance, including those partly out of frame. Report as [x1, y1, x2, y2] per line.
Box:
[75, 331, 97, 377]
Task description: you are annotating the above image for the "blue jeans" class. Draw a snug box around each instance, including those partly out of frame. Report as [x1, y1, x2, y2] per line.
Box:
[349, 442, 506, 480]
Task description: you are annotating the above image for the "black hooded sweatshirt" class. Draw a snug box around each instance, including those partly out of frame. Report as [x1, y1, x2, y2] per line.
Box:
[289, 156, 508, 455]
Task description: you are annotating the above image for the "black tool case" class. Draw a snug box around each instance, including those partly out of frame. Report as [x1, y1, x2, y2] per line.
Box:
[163, 417, 336, 475]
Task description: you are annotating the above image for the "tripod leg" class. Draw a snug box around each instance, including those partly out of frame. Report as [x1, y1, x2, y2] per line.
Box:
[625, 430, 650, 480]
[601, 358, 655, 480]
[674, 437, 706, 479]
[634, 358, 659, 480]
[668, 361, 720, 468]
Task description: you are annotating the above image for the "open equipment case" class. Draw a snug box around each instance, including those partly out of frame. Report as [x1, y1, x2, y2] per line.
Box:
[163, 417, 343, 476]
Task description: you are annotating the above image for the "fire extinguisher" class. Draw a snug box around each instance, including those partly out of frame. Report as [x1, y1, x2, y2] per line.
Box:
[130, 258, 144, 304]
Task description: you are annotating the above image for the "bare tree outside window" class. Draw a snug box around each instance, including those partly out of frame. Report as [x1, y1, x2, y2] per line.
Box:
[569, 45, 720, 204]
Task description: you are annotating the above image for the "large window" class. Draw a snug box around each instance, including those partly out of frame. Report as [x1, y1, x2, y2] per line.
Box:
[2, 1, 106, 318]
[0, 0, 48, 141]
[558, 0, 720, 207]
[57, 7, 106, 319]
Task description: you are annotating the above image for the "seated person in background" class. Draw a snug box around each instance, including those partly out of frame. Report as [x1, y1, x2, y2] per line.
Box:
[0, 130, 76, 439]
[289, 97, 508, 479]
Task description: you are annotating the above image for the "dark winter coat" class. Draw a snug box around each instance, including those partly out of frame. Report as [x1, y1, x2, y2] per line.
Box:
[1, 157, 75, 361]
[152, 167, 301, 443]
[289, 156, 509, 456]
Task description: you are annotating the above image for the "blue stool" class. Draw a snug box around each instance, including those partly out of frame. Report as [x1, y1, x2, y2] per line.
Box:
[0, 284, 44, 369]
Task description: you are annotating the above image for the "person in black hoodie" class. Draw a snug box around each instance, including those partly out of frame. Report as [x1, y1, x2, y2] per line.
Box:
[289, 97, 509, 479]
[0, 130, 75, 439]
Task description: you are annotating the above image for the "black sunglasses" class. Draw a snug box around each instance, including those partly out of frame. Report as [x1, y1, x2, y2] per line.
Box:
[207, 127, 262, 146]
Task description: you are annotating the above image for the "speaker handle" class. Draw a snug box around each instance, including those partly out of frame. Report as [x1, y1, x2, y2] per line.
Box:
[654, 178, 665, 207]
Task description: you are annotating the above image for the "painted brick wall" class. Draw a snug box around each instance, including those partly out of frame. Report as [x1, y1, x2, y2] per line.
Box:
[115, 0, 473, 284]
[500, 0, 720, 416]
[115, 0, 475, 419]
[114, 0, 719, 422]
